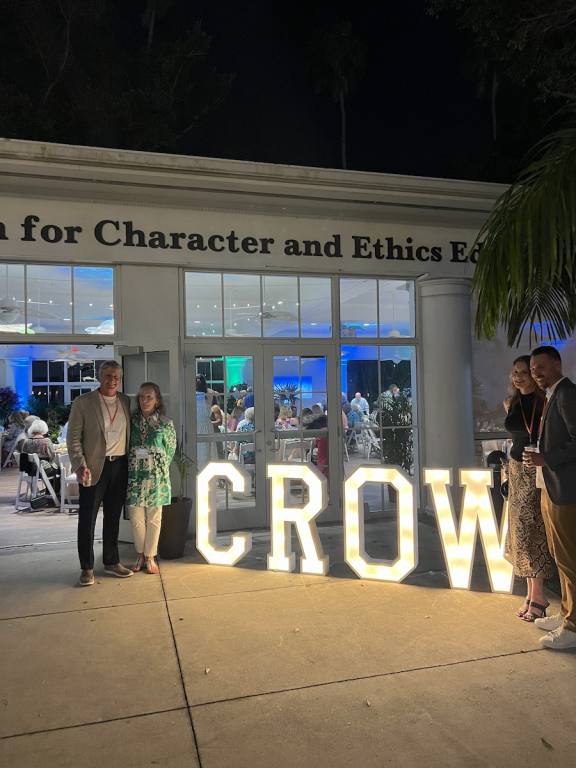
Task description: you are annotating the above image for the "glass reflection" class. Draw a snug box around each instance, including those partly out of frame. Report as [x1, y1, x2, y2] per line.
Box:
[224, 274, 261, 337]
[185, 273, 333, 338]
[263, 275, 298, 337]
[74, 267, 114, 335]
[0, 264, 26, 333]
[340, 278, 377, 337]
[300, 277, 332, 338]
[378, 280, 415, 338]
[27, 265, 72, 334]
[185, 272, 222, 336]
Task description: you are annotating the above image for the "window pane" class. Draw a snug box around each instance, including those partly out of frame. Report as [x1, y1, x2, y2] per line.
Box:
[74, 267, 114, 335]
[340, 345, 378, 407]
[32, 360, 48, 381]
[48, 385, 65, 405]
[375, 346, 415, 426]
[224, 274, 261, 337]
[300, 277, 332, 338]
[379, 280, 415, 337]
[301, 356, 327, 393]
[27, 265, 72, 334]
[185, 272, 222, 336]
[67, 361, 96, 383]
[340, 278, 377, 337]
[32, 385, 49, 400]
[263, 275, 298, 337]
[0, 264, 26, 334]
[49, 361, 65, 382]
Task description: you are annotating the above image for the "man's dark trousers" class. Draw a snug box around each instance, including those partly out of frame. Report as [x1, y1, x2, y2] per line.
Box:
[77, 456, 128, 570]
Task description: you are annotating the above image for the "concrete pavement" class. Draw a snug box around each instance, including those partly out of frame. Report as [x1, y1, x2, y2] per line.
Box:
[1, 476, 575, 767]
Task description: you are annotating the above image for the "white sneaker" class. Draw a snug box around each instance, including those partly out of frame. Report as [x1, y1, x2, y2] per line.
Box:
[534, 612, 563, 631]
[539, 626, 576, 650]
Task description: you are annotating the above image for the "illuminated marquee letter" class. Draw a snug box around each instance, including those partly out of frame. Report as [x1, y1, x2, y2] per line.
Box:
[424, 469, 512, 593]
[344, 466, 417, 582]
[196, 462, 252, 566]
[267, 464, 328, 575]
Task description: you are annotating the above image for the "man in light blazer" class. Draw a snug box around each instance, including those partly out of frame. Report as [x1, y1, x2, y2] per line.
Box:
[67, 360, 133, 586]
[524, 346, 576, 649]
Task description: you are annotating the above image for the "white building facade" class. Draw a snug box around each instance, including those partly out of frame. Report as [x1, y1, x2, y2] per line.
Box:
[0, 139, 508, 530]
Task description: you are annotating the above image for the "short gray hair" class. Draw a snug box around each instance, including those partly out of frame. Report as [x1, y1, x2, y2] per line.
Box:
[28, 419, 49, 437]
[97, 360, 123, 381]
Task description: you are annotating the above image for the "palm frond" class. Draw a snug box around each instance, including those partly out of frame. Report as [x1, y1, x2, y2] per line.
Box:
[473, 115, 576, 346]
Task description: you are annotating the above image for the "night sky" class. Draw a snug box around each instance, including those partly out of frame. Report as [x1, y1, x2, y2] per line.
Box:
[3, 0, 557, 184]
[181, 0, 552, 183]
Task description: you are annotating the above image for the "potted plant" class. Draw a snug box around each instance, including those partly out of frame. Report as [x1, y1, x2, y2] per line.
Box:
[158, 441, 194, 559]
[0, 387, 20, 424]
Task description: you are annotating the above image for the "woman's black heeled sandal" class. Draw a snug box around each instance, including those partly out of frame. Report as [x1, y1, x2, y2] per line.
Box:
[516, 599, 530, 618]
[522, 600, 549, 622]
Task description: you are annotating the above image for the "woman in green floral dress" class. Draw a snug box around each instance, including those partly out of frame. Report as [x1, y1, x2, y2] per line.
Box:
[127, 382, 177, 574]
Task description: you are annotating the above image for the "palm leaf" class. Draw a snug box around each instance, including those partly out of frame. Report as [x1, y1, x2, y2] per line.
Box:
[473, 115, 576, 346]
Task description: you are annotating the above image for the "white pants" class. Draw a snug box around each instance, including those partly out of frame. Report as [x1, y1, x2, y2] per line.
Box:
[128, 505, 163, 557]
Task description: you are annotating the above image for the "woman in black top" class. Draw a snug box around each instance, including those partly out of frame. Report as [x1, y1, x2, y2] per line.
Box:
[503, 355, 555, 621]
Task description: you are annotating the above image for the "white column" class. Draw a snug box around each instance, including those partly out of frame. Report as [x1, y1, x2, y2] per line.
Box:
[419, 279, 474, 473]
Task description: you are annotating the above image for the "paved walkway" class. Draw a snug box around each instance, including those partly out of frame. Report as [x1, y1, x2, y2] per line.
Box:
[1, 468, 575, 767]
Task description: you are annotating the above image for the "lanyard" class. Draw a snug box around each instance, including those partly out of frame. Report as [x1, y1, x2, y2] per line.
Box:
[99, 393, 119, 427]
[519, 396, 537, 441]
[538, 397, 550, 439]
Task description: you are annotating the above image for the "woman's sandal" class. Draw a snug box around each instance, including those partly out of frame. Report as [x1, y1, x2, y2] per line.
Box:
[516, 599, 530, 618]
[145, 557, 159, 575]
[522, 600, 550, 623]
[131, 554, 145, 572]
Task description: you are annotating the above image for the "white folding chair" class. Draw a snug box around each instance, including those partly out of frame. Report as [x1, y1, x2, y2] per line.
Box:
[238, 442, 255, 464]
[4, 431, 25, 469]
[29, 453, 60, 508]
[57, 454, 79, 514]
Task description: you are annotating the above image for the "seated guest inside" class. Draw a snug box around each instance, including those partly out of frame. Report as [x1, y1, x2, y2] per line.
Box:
[276, 405, 296, 430]
[21, 419, 56, 462]
[351, 392, 370, 415]
[347, 402, 363, 428]
[20, 419, 60, 494]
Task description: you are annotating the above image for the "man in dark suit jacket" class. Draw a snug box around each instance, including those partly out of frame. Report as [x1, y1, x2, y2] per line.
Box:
[524, 346, 576, 649]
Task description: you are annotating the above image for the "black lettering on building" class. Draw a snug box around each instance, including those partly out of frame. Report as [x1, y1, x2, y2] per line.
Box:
[284, 239, 302, 256]
[352, 235, 372, 258]
[94, 220, 121, 246]
[450, 241, 468, 262]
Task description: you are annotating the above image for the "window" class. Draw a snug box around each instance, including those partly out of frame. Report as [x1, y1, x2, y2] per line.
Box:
[0, 264, 26, 333]
[341, 345, 416, 474]
[30, 352, 110, 406]
[185, 272, 222, 337]
[340, 278, 415, 338]
[185, 272, 333, 339]
[0, 263, 115, 335]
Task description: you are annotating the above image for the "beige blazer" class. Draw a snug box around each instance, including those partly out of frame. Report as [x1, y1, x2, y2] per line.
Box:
[66, 389, 131, 485]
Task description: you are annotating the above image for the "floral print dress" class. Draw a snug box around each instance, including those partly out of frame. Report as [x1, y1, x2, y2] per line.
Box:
[126, 414, 177, 507]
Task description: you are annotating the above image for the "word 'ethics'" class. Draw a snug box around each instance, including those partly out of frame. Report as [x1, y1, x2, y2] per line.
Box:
[196, 463, 513, 593]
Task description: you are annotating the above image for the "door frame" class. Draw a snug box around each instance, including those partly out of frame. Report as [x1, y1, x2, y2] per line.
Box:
[262, 342, 341, 522]
[184, 342, 267, 528]
[184, 340, 342, 529]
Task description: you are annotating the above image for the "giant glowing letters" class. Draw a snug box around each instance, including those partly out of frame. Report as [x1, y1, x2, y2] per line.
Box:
[344, 466, 416, 582]
[195, 462, 513, 593]
[424, 468, 512, 592]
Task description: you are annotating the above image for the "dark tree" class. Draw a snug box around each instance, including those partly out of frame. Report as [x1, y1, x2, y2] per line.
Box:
[429, 0, 576, 345]
[0, 0, 233, 152]
[305, 21, 367, 170]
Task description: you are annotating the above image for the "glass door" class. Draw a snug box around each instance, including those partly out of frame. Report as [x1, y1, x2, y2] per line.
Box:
[185, 345, 266, 530]
[263, 346, 340, 519]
